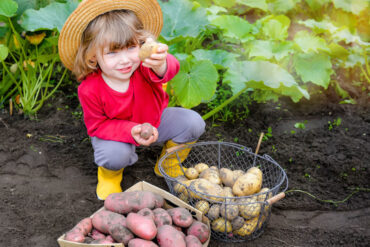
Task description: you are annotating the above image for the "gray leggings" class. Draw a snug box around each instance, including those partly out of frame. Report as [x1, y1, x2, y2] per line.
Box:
[91, 107, 205, 170]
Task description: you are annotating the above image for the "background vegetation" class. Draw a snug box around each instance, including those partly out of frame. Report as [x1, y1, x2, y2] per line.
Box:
[0, 0, 369, 119]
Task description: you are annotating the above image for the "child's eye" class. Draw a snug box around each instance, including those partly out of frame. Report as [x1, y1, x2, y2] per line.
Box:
[128, 45, 137, 50]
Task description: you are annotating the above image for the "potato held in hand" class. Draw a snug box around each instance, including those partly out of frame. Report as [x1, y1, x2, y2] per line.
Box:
[140, 123, 153, 140]
[139, 41, 159, 61]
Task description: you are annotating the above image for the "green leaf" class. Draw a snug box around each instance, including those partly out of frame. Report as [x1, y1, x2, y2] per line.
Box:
[247, 40, 293, 60]
[236, 0, 268, 11]
[298, 19, 339, 34]
[294, 53, 333, 88]
[259, 15, 290, 41]
[0, 0, 18, 17]
[333, 0, 369, 15]
[14, 0, 36, 16]
[172, 59, 218, 108]
[344, 53, 365, 68]
[294, 30, 330, 53]
[268, 0, 300, 13]
[192, 49, 240, 69]
[214, 0, 236, 8]
[211, 15, 255, 43]
[206, 5, 228, 21]
[20, 1, 78, 32]
[0, 44, 9, 61]
[332, 28, 370, 46]
[0, 26, 8, 38]
[160, 0, 209, 41]
[305, 0, 331, 12]
[224, 60, 309, 102]
[332, 80, 350, 99]
[328, 42, 349, 59]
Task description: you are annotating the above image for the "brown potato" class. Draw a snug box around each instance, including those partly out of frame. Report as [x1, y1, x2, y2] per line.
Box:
[232, 170, 245, 183]
[185, 167, 199, 180]
[194, 163, 209, 173]
[233, 216, 258, 236]
[199, 168, 221, 185]
[220, 203, 239, 221]
[232, 172, 262, 196]
[139, 41, 158, 61]
[212, 218, 232, 233]
[140, 123, 153, 139]
[207, 204, 220, 221]
[247, 167, 263, 181]
[220, 168, 234, 187]
[238, 197, 261, 220]
[195, 200, 210, 215]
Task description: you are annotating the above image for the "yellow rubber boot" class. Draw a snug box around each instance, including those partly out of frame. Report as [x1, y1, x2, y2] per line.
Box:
[154, 140, 196, 178]
[96, 167, 123, 200]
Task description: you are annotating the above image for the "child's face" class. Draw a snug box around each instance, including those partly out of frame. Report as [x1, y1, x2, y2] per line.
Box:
[96, 44, 141, 84]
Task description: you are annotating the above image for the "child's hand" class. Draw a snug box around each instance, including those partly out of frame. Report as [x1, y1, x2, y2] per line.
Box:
[131, 123, 158, 146]
[141, 38, 168, 77]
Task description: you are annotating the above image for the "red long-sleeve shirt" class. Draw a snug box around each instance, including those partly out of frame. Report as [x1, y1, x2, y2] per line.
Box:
[78, 54, 180, 145]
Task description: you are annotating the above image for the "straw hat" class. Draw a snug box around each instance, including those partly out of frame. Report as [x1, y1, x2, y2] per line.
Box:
[58, 0, 163, 71]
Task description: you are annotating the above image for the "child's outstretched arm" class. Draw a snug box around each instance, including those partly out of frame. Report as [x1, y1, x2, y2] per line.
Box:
[141, 38, 168, 78]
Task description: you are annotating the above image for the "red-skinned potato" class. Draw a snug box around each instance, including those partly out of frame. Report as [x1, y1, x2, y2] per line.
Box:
[157, 225, 186, 247]
[153, 207, 172, 227]
[90, 228, 106, 240]
[138, 207, 155, 220]
[126, 212, 157, 240]
[90, 238, 115, 244]
[64, 217, 92, 243]
[128, 238, 158, 247]
[140, 122, 154, 139]
[167, 207, 193, 227]
[109, 224, 134, 245]
[91, 209, 126, 234]
[105, 191, 164, 214]
[64, 230, 85, 243]
[185, 235, 203, 247]
[187, 220, 210, 243]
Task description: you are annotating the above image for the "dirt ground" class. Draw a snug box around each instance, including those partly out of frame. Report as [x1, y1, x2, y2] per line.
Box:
[0, 90, 369, 247]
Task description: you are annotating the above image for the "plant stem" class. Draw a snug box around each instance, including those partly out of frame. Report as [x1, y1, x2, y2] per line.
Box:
[1, 60, 21, 91]
[8, 17, 27, 59]
[202, 85, 249, 120]
[285, 188, 369, 206]
[33, 67, 68, 113]
[359, 65, 370, 84]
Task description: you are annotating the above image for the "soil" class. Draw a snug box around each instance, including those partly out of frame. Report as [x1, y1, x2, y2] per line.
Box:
[0, 91, 369, 247]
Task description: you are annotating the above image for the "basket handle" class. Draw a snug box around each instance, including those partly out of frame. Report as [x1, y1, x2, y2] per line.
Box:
[255, 132, 264, 155]
[267, 192, 285, 205]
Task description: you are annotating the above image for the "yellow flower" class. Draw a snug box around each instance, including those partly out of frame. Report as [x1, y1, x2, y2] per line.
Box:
[23, 60, 35, 70]
[26, 32, 46, 45]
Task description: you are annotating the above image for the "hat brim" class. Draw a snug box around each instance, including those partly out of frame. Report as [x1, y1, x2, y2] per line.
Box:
[58, 0, 163, 71]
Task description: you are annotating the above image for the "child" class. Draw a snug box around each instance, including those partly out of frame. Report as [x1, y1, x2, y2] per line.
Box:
[58, 0, 205, 200]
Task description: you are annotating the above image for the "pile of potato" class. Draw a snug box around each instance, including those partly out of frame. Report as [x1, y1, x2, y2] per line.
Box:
[173, 164, 272, 237]
[64, 190, 210, 246]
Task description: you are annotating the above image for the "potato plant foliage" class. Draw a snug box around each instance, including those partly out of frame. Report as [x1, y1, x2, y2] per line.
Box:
[0, 0, 369, 117]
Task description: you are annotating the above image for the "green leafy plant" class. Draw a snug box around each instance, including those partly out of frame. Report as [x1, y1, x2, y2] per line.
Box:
[328, 117, 342, 130]
[263, 127, 272, 141]
[0, 0, 76, 116]
[294, 120, 307, 129]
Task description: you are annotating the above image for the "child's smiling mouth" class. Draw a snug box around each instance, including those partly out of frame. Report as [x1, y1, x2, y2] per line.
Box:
[117, 66, 132, 73]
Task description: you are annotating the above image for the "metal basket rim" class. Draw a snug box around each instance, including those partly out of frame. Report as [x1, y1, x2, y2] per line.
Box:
[158, 141, 288, 199]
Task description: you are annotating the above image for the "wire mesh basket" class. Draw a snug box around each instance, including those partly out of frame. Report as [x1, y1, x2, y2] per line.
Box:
[158, 141, 288, 242]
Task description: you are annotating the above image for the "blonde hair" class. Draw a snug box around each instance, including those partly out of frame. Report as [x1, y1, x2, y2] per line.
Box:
[73, 9, 153, 81]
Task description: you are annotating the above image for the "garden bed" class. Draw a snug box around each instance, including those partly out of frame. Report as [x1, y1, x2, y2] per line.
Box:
[0, 92, 369, 246]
